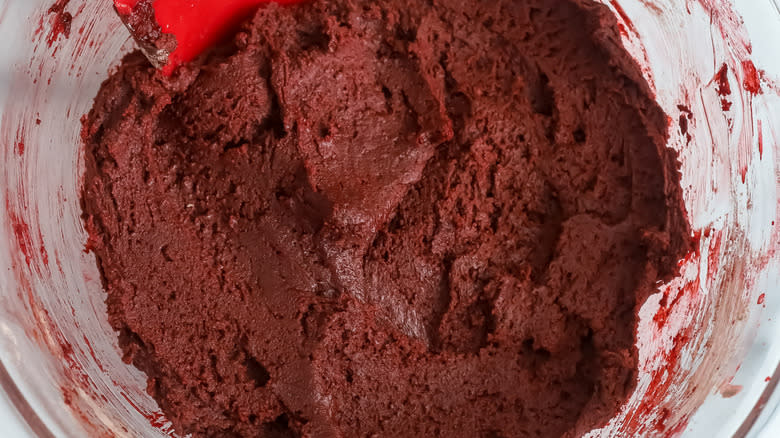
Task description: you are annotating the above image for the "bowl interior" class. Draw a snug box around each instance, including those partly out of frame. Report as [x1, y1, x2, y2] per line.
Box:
[0, 0, 778, 437]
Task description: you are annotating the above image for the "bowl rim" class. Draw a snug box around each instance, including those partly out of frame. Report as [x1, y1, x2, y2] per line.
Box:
[0, 359, 57, 438]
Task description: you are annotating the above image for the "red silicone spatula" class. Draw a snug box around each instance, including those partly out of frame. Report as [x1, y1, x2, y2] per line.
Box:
[113, 0, 300, 75]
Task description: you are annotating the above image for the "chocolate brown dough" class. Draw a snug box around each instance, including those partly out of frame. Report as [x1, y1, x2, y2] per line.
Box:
[81, 0, 689, 436]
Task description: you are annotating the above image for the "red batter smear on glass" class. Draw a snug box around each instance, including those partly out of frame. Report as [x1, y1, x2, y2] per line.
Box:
[46, 0, 73, 46]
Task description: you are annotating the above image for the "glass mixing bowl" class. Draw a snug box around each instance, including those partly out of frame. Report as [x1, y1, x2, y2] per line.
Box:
[0, 0, 778, 436]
